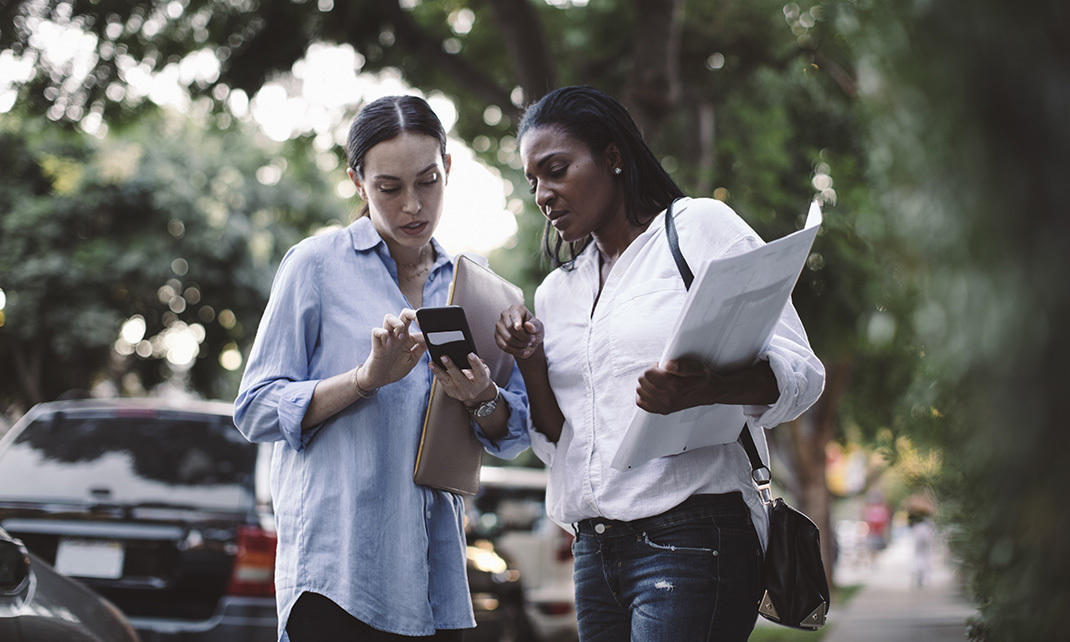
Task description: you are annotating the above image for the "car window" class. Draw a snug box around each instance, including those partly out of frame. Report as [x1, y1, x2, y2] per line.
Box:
[469, 485, 549, 537]
[0, 413, 256, 512]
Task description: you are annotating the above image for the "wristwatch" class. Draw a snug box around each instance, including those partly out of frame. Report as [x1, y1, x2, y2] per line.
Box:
[469, 386, 501, 418]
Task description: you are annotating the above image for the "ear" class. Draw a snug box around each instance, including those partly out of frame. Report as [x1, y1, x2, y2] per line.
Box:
[347, 167, 367, 201]
[603, 142, 623, 174]
[443, 153, 453, 183]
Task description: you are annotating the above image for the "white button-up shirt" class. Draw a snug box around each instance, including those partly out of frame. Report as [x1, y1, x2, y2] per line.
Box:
[530, 198, 825, 547]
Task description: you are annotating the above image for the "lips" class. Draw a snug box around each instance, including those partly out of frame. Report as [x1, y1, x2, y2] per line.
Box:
[400, 221, 429, 235]
[547, 210, 568, 229]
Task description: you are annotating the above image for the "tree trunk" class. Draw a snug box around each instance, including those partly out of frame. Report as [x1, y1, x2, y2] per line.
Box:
[812, 358, 852, 586]
[484, 0, 558, 102]
[623, 0, 683, 140]
[10, 339, 44, 406]
[772, 358, 852, 587]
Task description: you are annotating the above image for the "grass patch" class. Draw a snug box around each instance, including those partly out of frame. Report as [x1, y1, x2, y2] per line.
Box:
[746, 584, 864, 641]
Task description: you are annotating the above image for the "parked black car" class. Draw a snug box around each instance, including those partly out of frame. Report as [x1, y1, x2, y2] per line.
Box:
[0, 399, 278, 641]
[0, 398, 529, 641]
[1, 524, 140, 641]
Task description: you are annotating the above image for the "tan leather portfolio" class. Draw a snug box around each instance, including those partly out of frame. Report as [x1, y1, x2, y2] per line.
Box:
[413, 254, 524, 495]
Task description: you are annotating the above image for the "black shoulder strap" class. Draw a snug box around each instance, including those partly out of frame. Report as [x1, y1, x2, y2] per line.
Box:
[664, 198, 694, 290]
[664, 197, 769, 485]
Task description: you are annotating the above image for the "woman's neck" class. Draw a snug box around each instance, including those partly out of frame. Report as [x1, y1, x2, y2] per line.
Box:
[386, 240, 431, 268]
[592, 206, 658, 263]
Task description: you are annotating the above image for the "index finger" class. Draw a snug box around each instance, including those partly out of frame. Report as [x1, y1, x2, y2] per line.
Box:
[383, 314, 408, 336]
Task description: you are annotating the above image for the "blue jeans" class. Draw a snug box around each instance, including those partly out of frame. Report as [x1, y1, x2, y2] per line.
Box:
[571, 492, 762, 642]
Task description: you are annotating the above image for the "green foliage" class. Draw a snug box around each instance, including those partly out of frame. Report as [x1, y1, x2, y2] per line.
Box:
[0, 111, 347, 406]
[850, 0, 1070, 637]
[1, 0, 932, 485]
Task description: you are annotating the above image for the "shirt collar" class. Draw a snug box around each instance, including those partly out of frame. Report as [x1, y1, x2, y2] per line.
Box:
[348, 216, 385, 252]
[347, 216, 454, 268]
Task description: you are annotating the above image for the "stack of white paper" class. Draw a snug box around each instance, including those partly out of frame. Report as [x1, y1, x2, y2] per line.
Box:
[611, 201, 823, 471]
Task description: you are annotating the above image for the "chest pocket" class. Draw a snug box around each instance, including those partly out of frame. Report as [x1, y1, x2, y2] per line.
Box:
[604, 277, 687, 379]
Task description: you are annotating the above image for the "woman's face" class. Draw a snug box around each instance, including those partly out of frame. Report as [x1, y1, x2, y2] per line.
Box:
[348, 132, 450, 252]
[520, 125, 623, 244]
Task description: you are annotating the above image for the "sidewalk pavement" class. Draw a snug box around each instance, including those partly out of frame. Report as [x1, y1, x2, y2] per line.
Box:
[819, 531, 977, 642]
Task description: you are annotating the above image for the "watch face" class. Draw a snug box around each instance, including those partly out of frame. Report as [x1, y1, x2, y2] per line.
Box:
[473, 394, 499, 418]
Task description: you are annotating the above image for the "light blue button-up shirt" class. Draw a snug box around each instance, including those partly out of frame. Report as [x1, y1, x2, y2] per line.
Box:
[234, 218, 530, 639]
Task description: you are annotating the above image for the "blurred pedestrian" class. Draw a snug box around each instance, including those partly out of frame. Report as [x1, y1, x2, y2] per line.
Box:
[235, 95, 531, 642]
[863, 490, 892, 564]
[495, 86, 825, 642]
[910, 511, 935, 588]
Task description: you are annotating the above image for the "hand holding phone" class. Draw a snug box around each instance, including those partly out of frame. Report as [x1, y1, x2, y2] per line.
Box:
[416, 306, 478, 369]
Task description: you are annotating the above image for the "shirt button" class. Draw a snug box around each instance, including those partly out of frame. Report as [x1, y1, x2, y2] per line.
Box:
[426, 511, 432, 519]
[594, 523, 606, 534]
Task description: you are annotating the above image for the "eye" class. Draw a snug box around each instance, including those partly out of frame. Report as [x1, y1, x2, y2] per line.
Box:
[528, 181, 537, 195]
[379, 186, 400, 194]
[419, 172, 440, 186]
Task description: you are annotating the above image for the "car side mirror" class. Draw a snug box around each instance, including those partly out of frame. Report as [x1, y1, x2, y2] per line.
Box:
[0, 539, 31, 595]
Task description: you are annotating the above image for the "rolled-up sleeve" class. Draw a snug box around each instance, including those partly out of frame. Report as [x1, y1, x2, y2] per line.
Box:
[473, 363, 532, 460]
[744, 301, 825, 428]
[526, 426, 558, 467]
[234, 243, 324, 452]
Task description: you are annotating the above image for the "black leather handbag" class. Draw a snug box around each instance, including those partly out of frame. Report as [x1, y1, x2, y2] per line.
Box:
[664, 197, 830, 630]
[739, 427, 830, 629]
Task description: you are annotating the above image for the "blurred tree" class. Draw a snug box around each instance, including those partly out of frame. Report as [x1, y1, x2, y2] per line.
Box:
[2, 0, 929, 584]
[0, 110, 348, 409]
[851, 0, 1070, 638]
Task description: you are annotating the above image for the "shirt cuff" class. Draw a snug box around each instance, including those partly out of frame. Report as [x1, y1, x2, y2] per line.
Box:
[277, 380, 322, 452]
[746, 351, 808, 428]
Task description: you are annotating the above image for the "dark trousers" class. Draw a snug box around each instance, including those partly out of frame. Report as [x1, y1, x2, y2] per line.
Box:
[287, 592, 465, 642]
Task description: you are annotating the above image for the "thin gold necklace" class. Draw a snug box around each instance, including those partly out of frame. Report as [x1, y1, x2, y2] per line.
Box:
[397, 246, 432, 282]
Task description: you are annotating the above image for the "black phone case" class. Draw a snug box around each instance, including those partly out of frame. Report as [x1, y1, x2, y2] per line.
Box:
[416, 305, 478, 368]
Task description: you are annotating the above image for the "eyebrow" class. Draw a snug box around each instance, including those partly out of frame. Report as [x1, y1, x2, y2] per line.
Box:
[526, 152, 564, 179]
[372, 162, 440, 181]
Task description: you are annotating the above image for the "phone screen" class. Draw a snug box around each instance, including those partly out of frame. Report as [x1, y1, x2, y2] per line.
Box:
[416, 306, 478, 369]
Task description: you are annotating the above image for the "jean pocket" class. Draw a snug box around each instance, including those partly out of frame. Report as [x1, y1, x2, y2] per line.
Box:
[639, 519, 718, 556]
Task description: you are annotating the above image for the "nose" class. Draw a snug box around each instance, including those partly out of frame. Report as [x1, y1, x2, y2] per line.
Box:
[401, 190, 421, 215]
[535, 183, 554, 215]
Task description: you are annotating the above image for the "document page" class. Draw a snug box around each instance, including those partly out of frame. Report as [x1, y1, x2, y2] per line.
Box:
[610, 201, 822, 471]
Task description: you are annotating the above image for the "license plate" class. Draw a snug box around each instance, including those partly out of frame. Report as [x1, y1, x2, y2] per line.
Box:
[54, 538, 125, 579]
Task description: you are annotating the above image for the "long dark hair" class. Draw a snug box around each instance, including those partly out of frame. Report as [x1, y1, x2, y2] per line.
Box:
[346, 95, 448, 218]
[517, 86, 686, 268]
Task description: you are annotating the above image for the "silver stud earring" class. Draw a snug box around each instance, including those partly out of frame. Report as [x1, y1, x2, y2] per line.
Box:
[614, 167, 622, 175]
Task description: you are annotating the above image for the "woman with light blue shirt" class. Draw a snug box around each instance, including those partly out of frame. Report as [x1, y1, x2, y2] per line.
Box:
[234, 95, 530, 641]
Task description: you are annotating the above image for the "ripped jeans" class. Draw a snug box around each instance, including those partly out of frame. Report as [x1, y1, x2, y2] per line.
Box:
[571, 492, 762, 642]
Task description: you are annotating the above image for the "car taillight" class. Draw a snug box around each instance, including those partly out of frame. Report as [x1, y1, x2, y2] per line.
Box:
[227, 525, 276, 597]
[537, 601, 574, 616]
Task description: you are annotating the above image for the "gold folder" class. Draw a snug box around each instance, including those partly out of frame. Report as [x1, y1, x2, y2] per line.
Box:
[413, 254, 524, 495]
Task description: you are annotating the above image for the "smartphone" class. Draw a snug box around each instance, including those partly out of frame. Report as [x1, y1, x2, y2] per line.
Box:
[416, 305, 478, 369]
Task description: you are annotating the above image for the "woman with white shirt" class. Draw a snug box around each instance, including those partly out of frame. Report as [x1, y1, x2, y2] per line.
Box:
[235, 95, 530, 642]
[495, 86, 825, 641]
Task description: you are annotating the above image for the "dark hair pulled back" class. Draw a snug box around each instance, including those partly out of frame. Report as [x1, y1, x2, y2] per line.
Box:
[517, 86, 685, 268]
[346, 95, 447, 218]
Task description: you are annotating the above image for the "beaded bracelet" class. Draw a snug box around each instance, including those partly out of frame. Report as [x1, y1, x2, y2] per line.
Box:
[352, 364, 379, 398]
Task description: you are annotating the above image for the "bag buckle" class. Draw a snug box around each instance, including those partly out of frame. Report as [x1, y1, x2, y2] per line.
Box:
[752, 467, 773, 505]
